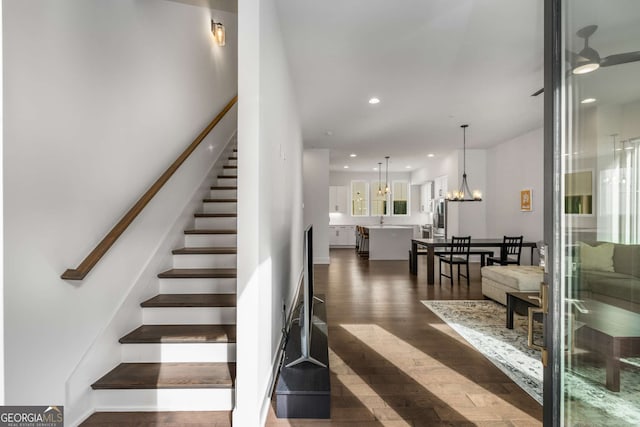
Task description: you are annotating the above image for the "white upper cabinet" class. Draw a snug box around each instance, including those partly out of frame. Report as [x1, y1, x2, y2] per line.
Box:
[434, 175, 448, 199]
[329, 186, 348, 213]
[420, 182, 433, 212]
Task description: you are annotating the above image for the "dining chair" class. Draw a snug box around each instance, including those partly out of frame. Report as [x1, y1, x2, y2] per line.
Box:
[487, 235, 523, 265]
[438, 236, 471, 286]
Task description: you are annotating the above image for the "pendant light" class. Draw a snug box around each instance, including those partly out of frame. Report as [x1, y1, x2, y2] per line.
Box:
[377, 162, 383, 195]
[384, 156, 390, 194]
[447, 124, 482, 202]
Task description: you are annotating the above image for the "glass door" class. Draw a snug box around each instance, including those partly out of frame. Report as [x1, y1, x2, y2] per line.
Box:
[545, 0, 640, 425]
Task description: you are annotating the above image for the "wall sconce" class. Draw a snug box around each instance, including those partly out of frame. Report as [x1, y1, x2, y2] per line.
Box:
[211, 21, 225, 46]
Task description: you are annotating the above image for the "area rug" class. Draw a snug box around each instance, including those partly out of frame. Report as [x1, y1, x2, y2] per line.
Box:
[422, 300, 640, 426]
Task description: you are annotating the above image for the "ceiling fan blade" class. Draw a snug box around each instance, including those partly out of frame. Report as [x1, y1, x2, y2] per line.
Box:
[576, 25, 598, 39]
[601, 51, 640, 67]
[531, 88, 544, 97]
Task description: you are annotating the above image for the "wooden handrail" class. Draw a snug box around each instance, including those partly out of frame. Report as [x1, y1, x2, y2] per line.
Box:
[62, 95, 238, 280]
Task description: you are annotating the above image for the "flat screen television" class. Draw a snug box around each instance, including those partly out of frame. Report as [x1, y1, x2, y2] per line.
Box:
[286, 225, 326, 368]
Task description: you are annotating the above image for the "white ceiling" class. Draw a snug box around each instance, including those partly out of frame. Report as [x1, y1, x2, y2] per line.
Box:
[275, 0, 545, 172]
[165, 0, 237, 13]
[166, 0, 640, 172]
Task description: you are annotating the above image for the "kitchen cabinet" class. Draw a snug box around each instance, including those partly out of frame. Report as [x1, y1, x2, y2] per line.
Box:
[366, 226, 414, 260]
[420, 182, 433, 212]
[434, 176, 448, 199]
[329, 186, 348, 214]
[328, 225, 356, 246]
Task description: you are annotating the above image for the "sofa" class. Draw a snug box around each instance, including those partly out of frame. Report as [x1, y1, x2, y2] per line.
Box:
[575, 242, 640, 313]
[481, 265, 543, 305]
[481, 242, 640, 313]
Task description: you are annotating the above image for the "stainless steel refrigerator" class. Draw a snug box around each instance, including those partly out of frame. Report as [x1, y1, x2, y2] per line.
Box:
[432, 198, 447, 238]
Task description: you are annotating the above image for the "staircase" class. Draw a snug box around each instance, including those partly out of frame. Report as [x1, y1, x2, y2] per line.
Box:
[82, 149, 239, 426]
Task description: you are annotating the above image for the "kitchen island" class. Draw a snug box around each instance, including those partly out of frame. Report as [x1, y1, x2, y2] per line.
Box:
[365, 225, 414, 260]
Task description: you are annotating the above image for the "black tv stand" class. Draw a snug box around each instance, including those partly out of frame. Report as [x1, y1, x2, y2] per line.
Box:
[275, 294, 330, 418]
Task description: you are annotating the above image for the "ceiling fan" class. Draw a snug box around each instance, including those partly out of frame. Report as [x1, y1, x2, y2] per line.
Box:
[531, 24, 640, 96]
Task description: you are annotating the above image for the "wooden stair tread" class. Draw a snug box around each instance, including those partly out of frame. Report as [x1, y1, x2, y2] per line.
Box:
[222, 165, 237, 169]
[217, 175, 237, 179]
[119, 324, 236, 344]
[184, 229, 237, 235]
[228, 156, 238, 160]
[81, 411, 232, 426]
[172, 247, 237, 255]
[158, 268, 237, 279]
[91, 362, 235, 389]
[210, 186, 237, 190]
[203, 199, 237, 203]
[194, 213, 237, 218]
[141, 294, 236, 308]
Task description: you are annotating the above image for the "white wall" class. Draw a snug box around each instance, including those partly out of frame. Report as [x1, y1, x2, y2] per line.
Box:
[329, 171, 429, 227]
[411, 150, 459, 189]
[3, 0, 237, 411]
[303, 150, 330, 263]
[486, 128, 544, 263]
[236, 0, 304, 424]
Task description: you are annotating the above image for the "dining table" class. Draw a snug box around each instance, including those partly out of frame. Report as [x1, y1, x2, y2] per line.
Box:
[410, 238, 538, 285]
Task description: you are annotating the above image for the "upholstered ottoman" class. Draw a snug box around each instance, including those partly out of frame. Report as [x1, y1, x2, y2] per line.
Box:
[481, 265, 544, 305]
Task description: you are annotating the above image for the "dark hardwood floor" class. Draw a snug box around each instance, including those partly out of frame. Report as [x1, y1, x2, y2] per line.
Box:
[266, 248, 542, 426]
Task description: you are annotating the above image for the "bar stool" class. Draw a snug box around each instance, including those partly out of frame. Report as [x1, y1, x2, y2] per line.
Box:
[358, 226, 369, 257]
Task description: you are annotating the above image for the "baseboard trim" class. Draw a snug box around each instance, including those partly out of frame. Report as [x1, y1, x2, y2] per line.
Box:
[314, 257, 330, 264]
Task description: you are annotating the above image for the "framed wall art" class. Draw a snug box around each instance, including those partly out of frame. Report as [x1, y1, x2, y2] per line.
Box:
[520, 189, 532, 212]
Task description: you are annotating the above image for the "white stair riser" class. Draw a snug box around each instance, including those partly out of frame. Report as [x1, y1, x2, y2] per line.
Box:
[226, 159, 237, 166]
[216, 177, 237, 186]
[122, 343, 236, 363]
[202, 202, 237, 214]
[184, 234, 236, 247]
[143, 307, 236, 325]
[221, 168, 237, 176]
[172, 253, 236, 269]
[93, 388, 233, 411]
[209, 189, 237, 199]
[160, 278, 236, 294]
[195, 217, 236, 229]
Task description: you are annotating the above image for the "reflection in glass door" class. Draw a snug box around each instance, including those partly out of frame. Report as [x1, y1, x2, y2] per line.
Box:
[548, 0, 640, 425]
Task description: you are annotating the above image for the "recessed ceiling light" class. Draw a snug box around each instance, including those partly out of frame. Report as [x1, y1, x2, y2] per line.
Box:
[368, 97, 380, 104]
[373, 167, 378, 171]
[581, 98, 596, 104]
[405, 165, 412, 169]
[350, 153, 357, 157]
[427, 153, 435, 158]
[325, 130, 333, 136]
[343, 165, 349, 169]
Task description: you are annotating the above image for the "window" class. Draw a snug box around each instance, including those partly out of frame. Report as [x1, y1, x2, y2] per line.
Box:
[370, 181, 389, 216]
[351, 181, 369, 216]
[392, 181, 410, 215]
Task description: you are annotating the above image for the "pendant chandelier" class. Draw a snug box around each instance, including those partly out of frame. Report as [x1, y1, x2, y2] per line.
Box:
[447, 124, 482, 202]
[384, 156, 390, 194]
[377, 162, 383, 195]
